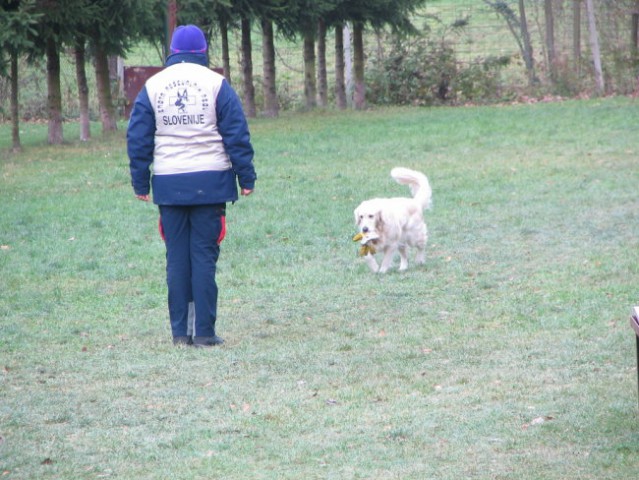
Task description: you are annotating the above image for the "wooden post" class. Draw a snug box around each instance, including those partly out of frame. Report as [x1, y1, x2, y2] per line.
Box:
[630, 307, 639, 409]
[633, 1, 639, 52]
[168, 0, 177, 39]
[164, 0, 178, 59]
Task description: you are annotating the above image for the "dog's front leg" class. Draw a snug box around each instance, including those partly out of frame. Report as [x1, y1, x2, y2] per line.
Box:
[378, 246, 397, 273]
[398, 245, 409, 271]
[364, 253, 379, 273]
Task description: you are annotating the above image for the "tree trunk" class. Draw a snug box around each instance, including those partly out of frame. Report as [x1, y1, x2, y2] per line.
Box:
[46, 36, 64, 145]
[75, 40, 91, 141]
[344, 24, 353, 107]
[585, 0, 604, 94]
[94, 43, 117, 133]
[303, 32, 317, 109]
[573, 0, 581, 73]
[544, 0, 556, 83]
[518, 0, 537, 86]
[317, 19, 327, 107]
[352, 23, 366, 110]
[334, 24, 347, 110]
[10, 51, 21, 152]
[261, 18, 279, 118]
[241, 16, 256, 118]
[632, 1, 639, 53]
[219, 18, 231, 84]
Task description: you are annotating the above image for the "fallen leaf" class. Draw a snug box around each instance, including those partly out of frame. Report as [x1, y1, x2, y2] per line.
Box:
[0, 245, 9, 251]
[531, 415, 554, 425]
[523, 415, 554, 429]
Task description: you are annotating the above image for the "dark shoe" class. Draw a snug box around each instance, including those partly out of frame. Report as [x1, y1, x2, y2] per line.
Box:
[192, 335, 224, 347]
[173, 336, 192, 346]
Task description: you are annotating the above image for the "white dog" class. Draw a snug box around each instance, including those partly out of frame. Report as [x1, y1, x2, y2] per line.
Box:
[354, 167, 432, 273]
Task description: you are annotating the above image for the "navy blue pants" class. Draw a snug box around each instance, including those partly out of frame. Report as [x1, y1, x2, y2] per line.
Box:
[158, 204, 226, 339]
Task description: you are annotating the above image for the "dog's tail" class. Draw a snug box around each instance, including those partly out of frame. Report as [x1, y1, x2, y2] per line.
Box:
[390, 167, 432, 210]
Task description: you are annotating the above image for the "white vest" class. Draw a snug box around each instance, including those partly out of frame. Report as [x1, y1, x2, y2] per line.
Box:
[145, 63, 231, 175]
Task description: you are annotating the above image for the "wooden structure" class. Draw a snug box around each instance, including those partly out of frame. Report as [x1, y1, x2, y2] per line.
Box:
[630, 307, 639, 407]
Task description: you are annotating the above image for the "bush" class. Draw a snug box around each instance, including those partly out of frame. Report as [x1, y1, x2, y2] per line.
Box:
[366, 31, 511, 106]
[366, 35, 457, 106]
[451, 55, 511, 103]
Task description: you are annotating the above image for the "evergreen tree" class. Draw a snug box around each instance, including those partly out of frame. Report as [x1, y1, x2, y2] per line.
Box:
[0, 0, 41, 151]
[83, 0, 157, 134]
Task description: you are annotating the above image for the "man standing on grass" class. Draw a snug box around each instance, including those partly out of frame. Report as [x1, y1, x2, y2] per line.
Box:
[127, 25, 256, 348]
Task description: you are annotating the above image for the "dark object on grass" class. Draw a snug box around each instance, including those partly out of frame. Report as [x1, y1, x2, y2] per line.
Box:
[630, 307, 639, 408]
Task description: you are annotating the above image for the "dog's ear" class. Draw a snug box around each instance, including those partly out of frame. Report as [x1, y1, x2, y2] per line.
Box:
[354, 207, 360, 225]
[374, 210, 384, 233]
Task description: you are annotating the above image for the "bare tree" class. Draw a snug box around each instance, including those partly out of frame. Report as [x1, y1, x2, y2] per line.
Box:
[573, 0, 582, 73]
[219, 19, 232, 83]
[9, 53, 20, 152]
[585, 0, 604, 94]
[45, 36, 63, 144]
[483, 0, 538, 86]
[74, 40, 90, 141]
[352, 22, 365, 110]
[334, 24, 347, 110]
[240, 16, 256, 118]
[93, 44, 117, 133]
[303, 33, 317, 109]
[518, 0, 536, 86]
[544, 0, 556, 83]
[317, 19, 327, 107]
[632, 0, 639, 53]
[261, 18, 279, 117]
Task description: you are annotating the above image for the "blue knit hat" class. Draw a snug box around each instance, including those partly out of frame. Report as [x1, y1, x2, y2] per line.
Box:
[170, 25, 207, 54]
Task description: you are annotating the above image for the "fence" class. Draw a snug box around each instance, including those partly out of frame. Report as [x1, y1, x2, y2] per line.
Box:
[1, 0, 637, 121]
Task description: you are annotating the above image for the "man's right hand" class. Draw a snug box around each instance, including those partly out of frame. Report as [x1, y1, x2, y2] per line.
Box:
[136, 194, 150, 202]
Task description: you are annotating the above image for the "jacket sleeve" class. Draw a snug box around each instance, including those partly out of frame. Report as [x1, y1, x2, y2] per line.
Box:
[127, 87, 156, 196]
[216, 80, 256, 190]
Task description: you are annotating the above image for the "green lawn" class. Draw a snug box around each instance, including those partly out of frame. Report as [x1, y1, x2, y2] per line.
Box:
[1, 98, 639, 479]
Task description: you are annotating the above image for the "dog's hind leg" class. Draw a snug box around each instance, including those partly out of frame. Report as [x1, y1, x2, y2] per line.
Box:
[414, 230, 428, 266]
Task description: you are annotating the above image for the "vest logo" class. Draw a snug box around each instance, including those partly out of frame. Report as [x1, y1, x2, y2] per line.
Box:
[172, 89, 193, 113]
[155, 79, 211, 127]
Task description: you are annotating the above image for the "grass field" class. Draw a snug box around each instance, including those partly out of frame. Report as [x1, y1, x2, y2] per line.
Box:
[1, 97, 639, 479]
